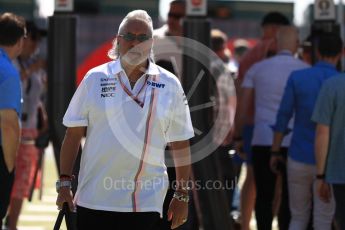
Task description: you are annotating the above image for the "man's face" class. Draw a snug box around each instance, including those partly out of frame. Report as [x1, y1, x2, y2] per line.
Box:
[167, 3, 185, 35]
[118, 19, 153, 66]
[14, 36, 25, 58]
[20, 35, 39, 59]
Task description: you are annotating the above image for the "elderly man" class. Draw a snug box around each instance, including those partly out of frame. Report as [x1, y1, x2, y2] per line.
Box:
[56, 10, 194, 230]
[235, 26, 309, 230]
[0, 12, 26, 228]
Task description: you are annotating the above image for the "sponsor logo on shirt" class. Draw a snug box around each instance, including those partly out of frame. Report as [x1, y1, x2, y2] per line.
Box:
[147, 81, 165, 89]
[100, 78, 117, 97]
[100, 82, 116, 86]
[101, 93, 115, 97]
[100, 77, 117, 82]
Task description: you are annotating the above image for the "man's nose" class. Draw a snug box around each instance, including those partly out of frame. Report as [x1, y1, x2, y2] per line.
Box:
[131, 38, 141, 46]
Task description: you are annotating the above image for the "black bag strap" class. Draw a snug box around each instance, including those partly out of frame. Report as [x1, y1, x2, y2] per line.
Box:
[53, 203, 77, 230]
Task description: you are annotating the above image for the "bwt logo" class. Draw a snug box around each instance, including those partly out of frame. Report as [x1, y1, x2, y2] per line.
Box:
[147, 81, 165, 89]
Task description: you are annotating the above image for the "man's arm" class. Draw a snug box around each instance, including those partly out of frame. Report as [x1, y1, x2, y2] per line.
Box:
[0, 109, 20, 172]
[234, 88, 253, 137]
[170, 140, 191, 189]
[271, 76, 295, 172]
[315, 123, 332, 203]
[56, 127, 85, 211]
[270, 132, 285, 173]
[167, 140, 191, 229]
[315, 124, 330, 177]
[234, 87, 254, 155]
[59, 127, 85, 177]
[222, 95, 237, 145]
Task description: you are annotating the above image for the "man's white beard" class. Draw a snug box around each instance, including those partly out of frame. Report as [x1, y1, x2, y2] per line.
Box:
[122, 49, 147, 66]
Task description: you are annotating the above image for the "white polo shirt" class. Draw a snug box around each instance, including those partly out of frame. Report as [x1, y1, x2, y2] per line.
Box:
[63, 59, 194, 217]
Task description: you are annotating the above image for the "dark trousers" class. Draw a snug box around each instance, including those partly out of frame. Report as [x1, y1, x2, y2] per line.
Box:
[0, 146, 15, 228]
[332, 184, 345, 230]
[216, 145, 236, 210]
[76, 206, 160, 230]
[252, 146, 290, 230]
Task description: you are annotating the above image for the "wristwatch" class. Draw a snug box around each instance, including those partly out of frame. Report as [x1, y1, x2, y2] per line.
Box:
[56, 180, 72, 193]
[173, 192, 190, 203]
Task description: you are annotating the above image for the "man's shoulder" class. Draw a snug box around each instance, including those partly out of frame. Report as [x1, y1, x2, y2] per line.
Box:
[81, 62, 113, 82]
[155, 64, 181, 89]
[248, 57, 272, 72]
[324, 74, 345, 86]
[156, 64, 178, 81]
[153, 25, 168, 38]
[270, 55, 308, 68]
[87, 62, 112, 74]
[290, 65, 315, 77]
[0, 62, 19, 86]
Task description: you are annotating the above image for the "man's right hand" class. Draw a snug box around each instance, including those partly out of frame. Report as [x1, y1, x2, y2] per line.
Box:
[270, 155, 285, 174]
[56, 187, 75, 212]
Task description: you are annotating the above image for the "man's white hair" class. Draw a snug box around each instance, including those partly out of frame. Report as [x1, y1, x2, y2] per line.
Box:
[108, 9, 155, 61]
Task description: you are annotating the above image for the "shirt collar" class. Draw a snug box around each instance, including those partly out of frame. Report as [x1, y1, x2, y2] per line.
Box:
[109, 58, 160, 76]
[315, 61, 337, 70]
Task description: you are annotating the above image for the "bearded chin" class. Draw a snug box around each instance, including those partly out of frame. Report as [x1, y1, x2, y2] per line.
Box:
[122, 52, 147, 66]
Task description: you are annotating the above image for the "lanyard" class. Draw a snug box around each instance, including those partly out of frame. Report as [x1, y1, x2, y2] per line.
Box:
[117, 73, 149, 108]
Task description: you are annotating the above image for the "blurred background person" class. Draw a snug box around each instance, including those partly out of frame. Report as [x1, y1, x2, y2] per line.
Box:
[234, 11, 290, 230]
[299, 35, 312, 65]
[153, 0, 185, 80]
[236, 26, 309, 230]
[7, 20, 48, 230]
[313, 70, 345, 230]
[210, 28, 237, 215]
[0, 12, 26, 229]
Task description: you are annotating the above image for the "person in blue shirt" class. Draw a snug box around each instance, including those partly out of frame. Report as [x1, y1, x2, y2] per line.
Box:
[0, 12, 26, 228]
[313, 73, 345, 230]
[271, 34, 342, 230]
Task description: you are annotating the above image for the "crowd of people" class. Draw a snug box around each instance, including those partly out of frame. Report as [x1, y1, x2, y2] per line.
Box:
[1, 1, 345, 230]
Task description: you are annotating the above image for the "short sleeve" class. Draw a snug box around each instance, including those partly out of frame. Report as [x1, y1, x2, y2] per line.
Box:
[0, 76, 21, 115]
[312, 80, 334, 126]
[241, 64, 256, 88]
[63, 77, 90, 127]
[165, 82, 195, 142]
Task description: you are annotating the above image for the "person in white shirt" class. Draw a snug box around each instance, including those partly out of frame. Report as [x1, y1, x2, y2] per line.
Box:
[235, 26, 309, 230]
[153, 0, 185, 80]
[56, 10, 194, 230]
